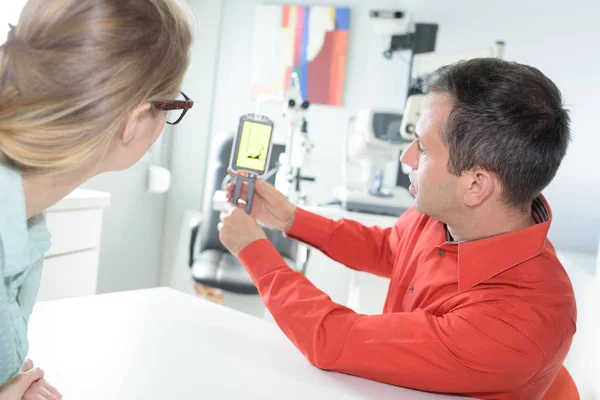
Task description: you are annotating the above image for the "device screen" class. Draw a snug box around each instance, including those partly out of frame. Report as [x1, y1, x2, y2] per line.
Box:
[235, 120, 273, 173]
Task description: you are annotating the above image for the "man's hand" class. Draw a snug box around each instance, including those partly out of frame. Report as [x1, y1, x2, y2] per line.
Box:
[0, 359, 44, 400]
[225, 169, 297, 233]
[218, 202, 268, 256]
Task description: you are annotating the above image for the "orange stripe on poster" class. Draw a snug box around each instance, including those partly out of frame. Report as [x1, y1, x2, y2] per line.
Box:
[282, 6, 290, 28]
[330, 31, 348, 106]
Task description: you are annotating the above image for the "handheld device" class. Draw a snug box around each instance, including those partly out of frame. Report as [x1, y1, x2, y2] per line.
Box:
[229, 114, 275, 214]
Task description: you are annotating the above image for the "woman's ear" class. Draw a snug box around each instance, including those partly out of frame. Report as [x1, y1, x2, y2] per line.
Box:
[121, 103, 152, 145]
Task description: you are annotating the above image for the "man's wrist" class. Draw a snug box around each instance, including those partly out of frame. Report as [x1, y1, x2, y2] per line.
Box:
[236, 237, 267, 257]
[282, 206, 297, 233]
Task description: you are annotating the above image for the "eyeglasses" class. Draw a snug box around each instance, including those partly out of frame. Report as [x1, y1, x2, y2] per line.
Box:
[152, 91, 194, 125]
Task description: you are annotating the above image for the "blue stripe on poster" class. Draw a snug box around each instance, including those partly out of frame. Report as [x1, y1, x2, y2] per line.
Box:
[300, 6, 310, 100]
[335, 7, 350, 30]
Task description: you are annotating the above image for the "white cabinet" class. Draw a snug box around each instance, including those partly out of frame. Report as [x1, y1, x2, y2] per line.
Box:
[38, 189, 111, 301]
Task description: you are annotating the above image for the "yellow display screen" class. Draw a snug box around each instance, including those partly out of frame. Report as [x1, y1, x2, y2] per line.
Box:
[235, 120, 273, 173]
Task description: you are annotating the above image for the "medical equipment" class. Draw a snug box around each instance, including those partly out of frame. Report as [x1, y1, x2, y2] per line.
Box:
[229, 114, 274, 214]
[400, 41, 506, 141]
[369, 10, 437, 61]
[399, 94, 426, 141]
[369, 10, 412, 35]
[255, 72, 315, 205]
[334, 109, 414, 216]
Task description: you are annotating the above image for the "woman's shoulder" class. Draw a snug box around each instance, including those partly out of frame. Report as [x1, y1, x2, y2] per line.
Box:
[0, 163, 51, 280]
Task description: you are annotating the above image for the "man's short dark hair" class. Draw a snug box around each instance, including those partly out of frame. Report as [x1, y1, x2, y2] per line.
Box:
[424, 58, 571, 209]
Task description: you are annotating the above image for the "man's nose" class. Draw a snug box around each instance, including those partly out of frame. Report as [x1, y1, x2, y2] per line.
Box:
[400, 140, 419, 170]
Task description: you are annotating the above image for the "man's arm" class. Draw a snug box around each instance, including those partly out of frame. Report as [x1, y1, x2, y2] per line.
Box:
[225, 178, 408, 278]
[285, 207, 411, 279]
[238, 240, 543, 396]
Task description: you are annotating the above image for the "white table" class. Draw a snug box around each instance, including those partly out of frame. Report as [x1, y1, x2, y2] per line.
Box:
[558, 251, 599, 398]
[28, 288, 465, 400]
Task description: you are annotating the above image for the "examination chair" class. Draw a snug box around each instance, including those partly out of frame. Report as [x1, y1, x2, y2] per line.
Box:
[189, 131, 308, 295]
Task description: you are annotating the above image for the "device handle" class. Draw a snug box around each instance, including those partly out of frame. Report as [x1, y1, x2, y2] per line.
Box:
[232, 174, 257, 215]
[245, 179, 255, 214]
[233, 177, 244, 206]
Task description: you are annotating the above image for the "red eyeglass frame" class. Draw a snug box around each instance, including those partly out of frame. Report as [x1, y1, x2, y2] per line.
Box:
[152, 91, 194, 125]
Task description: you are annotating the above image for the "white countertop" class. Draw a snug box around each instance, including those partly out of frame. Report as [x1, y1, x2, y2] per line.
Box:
[28, 288, 465, 400]
[556, 251, 599, 397]
[47, 188, 111, 212]
[303, 204, 400, 227]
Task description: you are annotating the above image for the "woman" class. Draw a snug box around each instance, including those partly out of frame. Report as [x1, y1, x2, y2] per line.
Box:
[0, 0, 193, 398]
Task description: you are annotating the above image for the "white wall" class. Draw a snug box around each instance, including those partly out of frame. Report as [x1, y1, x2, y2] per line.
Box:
[81, 140, 170, 293]
[160, 0, 224, 287]
[0, 2, 27, 39]
[206, 0, 600, 257]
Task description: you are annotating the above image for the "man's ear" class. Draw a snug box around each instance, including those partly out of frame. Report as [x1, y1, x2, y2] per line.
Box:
[121, 103, 152, 145]
[462, 168, 496, 207]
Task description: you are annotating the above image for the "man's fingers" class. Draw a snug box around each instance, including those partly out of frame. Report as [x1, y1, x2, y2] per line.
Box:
[255, 179, 281, 206]
[223, 202, 237, 214]
[225, 190, 234, 203]
[228, 182, 249, 201]
[232, 179, 276, 205]
[229, 180, 278, 206]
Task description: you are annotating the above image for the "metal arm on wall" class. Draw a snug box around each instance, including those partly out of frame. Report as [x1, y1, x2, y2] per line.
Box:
[254, 73, 315, 205]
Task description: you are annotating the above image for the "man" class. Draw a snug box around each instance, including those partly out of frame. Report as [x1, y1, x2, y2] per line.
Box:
[218, 58, 576, 400]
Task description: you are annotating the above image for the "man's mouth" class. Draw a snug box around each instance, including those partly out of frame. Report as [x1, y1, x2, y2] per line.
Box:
[409, 183, 416, 195]
[408, 175, 417, 196]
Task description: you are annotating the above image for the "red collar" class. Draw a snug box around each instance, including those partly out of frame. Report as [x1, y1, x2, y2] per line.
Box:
[454, 195, 552, 292]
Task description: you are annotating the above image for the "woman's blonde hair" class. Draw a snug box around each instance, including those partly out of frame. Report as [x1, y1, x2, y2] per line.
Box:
[0, 0, 193, 174]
